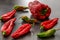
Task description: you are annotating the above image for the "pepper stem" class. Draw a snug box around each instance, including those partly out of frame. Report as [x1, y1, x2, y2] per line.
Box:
[40, 26, 44, 32]
[24, 7, 28, 9]
[2, 31, 6, 36]
[41, 8, 48, 15]
[40, 26, 44, 29]
[0, 16, 2, 20]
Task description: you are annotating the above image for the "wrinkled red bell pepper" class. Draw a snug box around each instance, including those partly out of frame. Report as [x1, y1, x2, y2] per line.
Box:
[28, 0, 51, 20]
[40, 18, 58, 30]
[0, 9, 16, 21]
[11, 23, 31, 38]
[1, 18, 16, 36]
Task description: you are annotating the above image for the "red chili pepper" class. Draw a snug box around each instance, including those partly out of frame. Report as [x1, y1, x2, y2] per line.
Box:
[0, 9, 16, 21]
[28, 0, 51, 20]
[11, 23, 31, 38]
[1, 18, 16, 36]
[40, 18, 59, 30]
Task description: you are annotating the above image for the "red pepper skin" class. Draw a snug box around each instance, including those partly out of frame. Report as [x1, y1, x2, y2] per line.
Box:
[11, 24, 31, 38]
[1, 18, 16, 36]
[40, 18, 58, 30]
[0, 9, 16, 21]
[28, 0, 51, 20]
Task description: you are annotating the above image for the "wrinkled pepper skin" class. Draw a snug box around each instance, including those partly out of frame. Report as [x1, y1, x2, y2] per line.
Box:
[1, 18, 16, 36]
[40, 18, 58, 30]
[11, 23, 31, 38]
[28, 0, 51, 20]
[0, 9, 16, 21]
[37, 29, 56, 38]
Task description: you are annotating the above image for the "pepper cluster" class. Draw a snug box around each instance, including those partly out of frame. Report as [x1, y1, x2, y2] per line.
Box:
[28, 0, 59, 38]
[0, 9, 17, 36]
[0, 5, 32, 39]
[20, 16, 59, 38]
[37, 18, 59, 38]
[0, 10, 31, 38]
[0, 0, 60, 39]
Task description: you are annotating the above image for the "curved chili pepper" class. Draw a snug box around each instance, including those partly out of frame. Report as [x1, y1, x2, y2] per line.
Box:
[40, 18, 59, 30]
[11, 23, 31, 38]
[37, 28, 56, 38]
[1, 18, 16, 36]
[21, 16, 38, 23]
[28, 0, 51, 20]
[13, 5, 28, 11]
[0, 9, 16, 21]
[37, 28, 60, 38]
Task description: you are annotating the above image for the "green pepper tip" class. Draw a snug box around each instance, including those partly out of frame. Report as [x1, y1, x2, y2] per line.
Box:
[13, 5, 20, 10]
[40, 26, 44, 30]
[24, 6, 28, 9]
[2, 31, 6, 36]
[0, 16, 2, 20]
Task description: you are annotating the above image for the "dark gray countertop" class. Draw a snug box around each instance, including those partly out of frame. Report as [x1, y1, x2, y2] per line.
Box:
[0, 0, 60, 40]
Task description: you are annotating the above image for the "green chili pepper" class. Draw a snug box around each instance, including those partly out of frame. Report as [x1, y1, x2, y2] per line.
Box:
[21, 16, 30, 22]
[37, 29, 56, 38]
[21, 16, 38, 23]
[13, 5, 28, 11]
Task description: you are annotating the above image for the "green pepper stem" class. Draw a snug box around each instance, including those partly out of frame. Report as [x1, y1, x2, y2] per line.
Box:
[2, 31, 6, 36]
[40, 26, 44, 32]
[24, 7, 28, 9]
[41, 8, 49, 15]
[0, 16, 2, 20]
[40, 26, 44, 30]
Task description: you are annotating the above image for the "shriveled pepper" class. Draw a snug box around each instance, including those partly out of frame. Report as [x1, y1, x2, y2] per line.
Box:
[40, 18, 58, 30]
[37, 28, 60, 38]
[0, 9, 16, 21]
[13, 5, 28, 11]
[11, 23, 31, 38]
[1, 18, 16, 36]
[21, 16, 38, 23]
[28, 0, 51, 20]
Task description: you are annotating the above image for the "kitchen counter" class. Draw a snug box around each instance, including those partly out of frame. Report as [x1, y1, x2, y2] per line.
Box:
[0, 0, 60, 40]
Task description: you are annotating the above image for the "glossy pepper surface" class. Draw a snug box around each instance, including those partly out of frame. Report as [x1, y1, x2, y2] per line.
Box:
[37, 29, 56, 38]
[28, 0, 51, 20]
[40, 18, 58, 30]
[11, 23, 31, 38]
[1, 18, 16, 36]
[0, 9, 16, 21]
